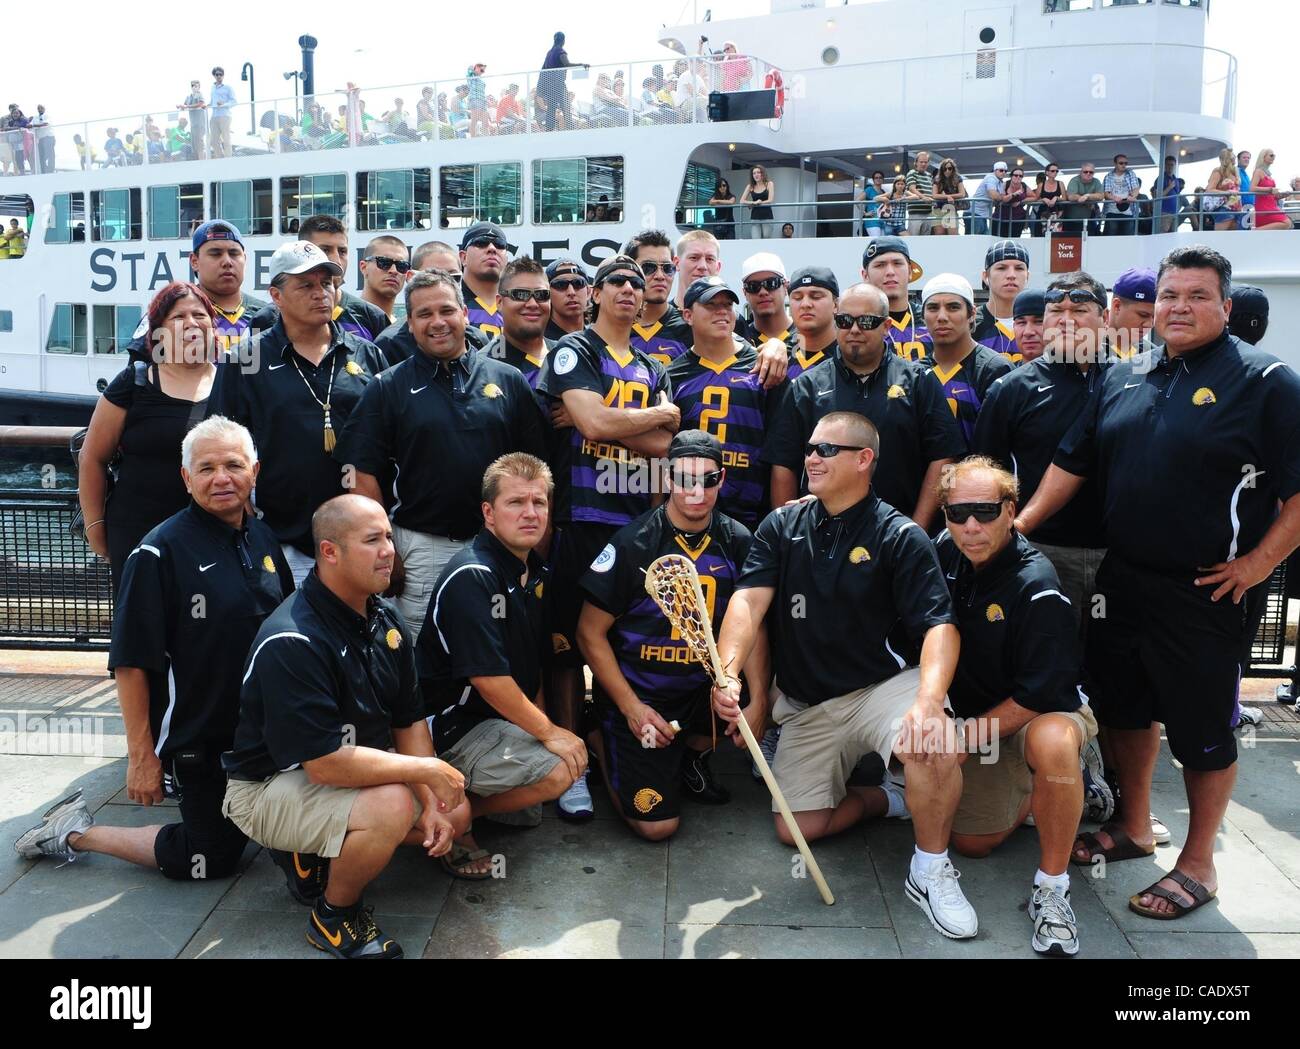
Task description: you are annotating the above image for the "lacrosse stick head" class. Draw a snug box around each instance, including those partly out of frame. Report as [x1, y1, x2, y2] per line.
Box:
[643, 553, 727, 687]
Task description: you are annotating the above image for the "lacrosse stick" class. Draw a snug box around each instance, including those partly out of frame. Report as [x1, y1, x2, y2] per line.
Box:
[644, 553, 835, 906]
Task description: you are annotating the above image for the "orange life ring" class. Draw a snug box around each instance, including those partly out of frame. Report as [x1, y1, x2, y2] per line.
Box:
[764, 69, 785, 118]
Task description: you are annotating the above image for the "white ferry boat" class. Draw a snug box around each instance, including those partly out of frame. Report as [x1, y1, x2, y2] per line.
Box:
[1, 0, 1292, 425]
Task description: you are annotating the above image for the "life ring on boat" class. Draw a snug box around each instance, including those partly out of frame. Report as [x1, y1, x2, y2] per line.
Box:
[765, 69, 785, 118]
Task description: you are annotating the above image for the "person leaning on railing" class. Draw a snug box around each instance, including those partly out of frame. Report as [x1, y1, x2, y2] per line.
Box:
[930, 158, 968, 236]
[878, 176, 910, 237]
[79, 282, 218, 594]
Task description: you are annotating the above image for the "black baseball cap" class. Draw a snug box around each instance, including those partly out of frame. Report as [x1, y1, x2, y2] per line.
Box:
[683, 276, 739, 309]
[1012, 288, 1046, 319]
[460, 221, 507, 249]
[545, 256, 587, 282]
[1229, 285, 1269, 345]
[788, 266, 840, 297]
[668, 429, 724, 466]
[862, 236, 923, 282]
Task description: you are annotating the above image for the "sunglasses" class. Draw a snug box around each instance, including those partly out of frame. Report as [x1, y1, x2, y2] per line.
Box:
[943, 500, 1007, 525]
[1047, 168, 1059, 173]
[598, 273, 645, 290]
[743, 276, 785, 294]
[467, 236, 507, 250]
[1045, 288, 1107, 308]
[672, 469, 724, 489]
[834, 313, 886, 331]
[505, 287, 551, 303]
[365, 255, 411, 273]
[550, 277, 588, 291]
[805, 441, 866, 459]
[640, 261, 677, 277]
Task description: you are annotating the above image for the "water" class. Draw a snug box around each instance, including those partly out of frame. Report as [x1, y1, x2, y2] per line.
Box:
[0, 453, 77, 492]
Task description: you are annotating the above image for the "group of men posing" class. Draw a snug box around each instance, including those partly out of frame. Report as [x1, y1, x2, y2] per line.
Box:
[16, 215, 1299, 961]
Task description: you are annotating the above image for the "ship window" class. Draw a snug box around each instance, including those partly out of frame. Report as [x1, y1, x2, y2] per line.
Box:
[1043, 0, 1094, 10]
[356, 168, 432, 231]
[46, 303, 88, 355]
[45, 192, 86, 244]
[211, 179, 273, 237]
[1163, 0, 1202, 6]
[532, 156, 624, 224]
[438, 163, 523, 229]
[0, 311, 12, 333]
[93, 304, 143, 355]
[676, 160, 722, 228]
[1102, 0, 1152, 5]
[148, 183, 204, 240]
[281, 173, 348, 233]
[90, 189, 142, 242]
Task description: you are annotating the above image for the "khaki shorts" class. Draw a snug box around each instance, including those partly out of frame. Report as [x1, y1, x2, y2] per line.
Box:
[222, 769, 421, 859]
[393, 525, 467, 635]
[1030, 540, 1105, 641]
[439, 717, 562, 797]
[952, 705, 1098, 837]
[769, 667, 926, 813]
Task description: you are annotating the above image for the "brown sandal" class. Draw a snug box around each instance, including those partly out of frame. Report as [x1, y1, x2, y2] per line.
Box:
[1129, 870, 1217, 920]
[1070, 822, 1155, 866]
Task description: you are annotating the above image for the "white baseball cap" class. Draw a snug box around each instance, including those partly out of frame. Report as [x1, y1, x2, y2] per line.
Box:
[741, 251, 786, 282]
[993, 160, 1008, 172]
[269, 241, 343, 281]
[921, 272, 975, 309]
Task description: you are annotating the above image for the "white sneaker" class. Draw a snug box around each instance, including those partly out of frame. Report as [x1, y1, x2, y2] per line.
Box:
[14, 790, 94, 862]
[1080, 738, 1115, 824]
[1235, 705, 1264, 729]
[557, 771, 594, 822]
[1150, 812, 1172, 845]
[1029, 884, 1079, 957]
[904, 858, 978, 939]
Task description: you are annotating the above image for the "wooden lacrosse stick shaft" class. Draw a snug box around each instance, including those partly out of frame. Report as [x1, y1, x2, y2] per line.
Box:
[682, 566, 836, 907]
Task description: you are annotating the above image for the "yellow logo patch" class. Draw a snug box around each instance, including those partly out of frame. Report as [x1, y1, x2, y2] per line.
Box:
[887, 384, 906, 400]
[534, 581, 544, 600]
[483, 382, 502, 399]
[1192, 387, 1216, 406]
[633, 788, 663, 814]
[986, 603, 1005, 623]
[385, 628, 402, 650]
[345, 361, 364, 376]
[551, 632, 571, 654]
[262, 555, 276, 573]
[849, 546, 871, 564]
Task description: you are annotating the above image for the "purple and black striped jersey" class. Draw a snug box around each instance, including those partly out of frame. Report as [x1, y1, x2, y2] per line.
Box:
[212, 303, 256, 355]
[928, 344, 1016, 447]
[536, 329, 672, 527]
[973, 306, 1021, 364]
[887, 310, 933, 364]
[787, 342, 834, 383]
[630, 304, 693, 367]
[581, 505, 752, 709]
[666, 341, 773, 528]
[466, 293, 504, 339]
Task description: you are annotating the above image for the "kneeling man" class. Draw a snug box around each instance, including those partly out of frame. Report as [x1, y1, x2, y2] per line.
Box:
[223, 494, 469, 959]
[418, 453, 585, 876]
[937, 456, 1098, 957]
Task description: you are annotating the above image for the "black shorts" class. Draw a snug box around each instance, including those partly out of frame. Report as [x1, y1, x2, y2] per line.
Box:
[547, 521, 618, 668]
[155, 757, 248, 881]
[595, 686, 712, 823]
[1085, 555, 1267, 772]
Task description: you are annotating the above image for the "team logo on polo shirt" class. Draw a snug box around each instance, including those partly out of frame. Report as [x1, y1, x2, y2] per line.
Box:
[591, 544, 616, 573]
[534, 580, 544, 599]
[849, 546, 871, 564]
[887, 384, 906, 400]
[1192, 387, 1217, 406]
[986, 603, 1005, 623]
[553, 348, 578, 375]
[633, 787, 663, 814]
[386, 628, 402, 650]
[552, 633, 571, 653]
[262, 555, 276, 573]
[483, 382, 502, 399]
[345, 361, 364, 376]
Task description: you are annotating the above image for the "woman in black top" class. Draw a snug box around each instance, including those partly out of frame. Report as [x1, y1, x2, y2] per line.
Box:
[1031, 164, 1066, 236]
[993, 168, 1030, 239]
[709, 178, 737, 239]
[740, 164, 775, 238]
[79, 281, 218, 593]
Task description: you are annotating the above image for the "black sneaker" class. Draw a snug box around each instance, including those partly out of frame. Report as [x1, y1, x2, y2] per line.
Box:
[270, 849, 329, 906]
[682, 749, 731, 804]
[307, 901, 404, 959]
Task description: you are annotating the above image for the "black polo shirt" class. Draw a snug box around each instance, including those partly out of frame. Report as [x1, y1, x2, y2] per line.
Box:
[737, 491, 955, 705]
[250, 292, 390, 345]
[374, 319, 490, 370]
[206, 319, 385, 555]
[335, 346, 547, 539]
[973, 356, 1108, 548]
[935, 530, 1082, 720]
[737, 318, 799, 354]
[1055, 330, 1300, 574]
[763, 349, 966, 518]
[417, 528, 548, 750]
[545, 319, 580, 343]
[110, 503, 293, 764]
[223, 570, 423, 781]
